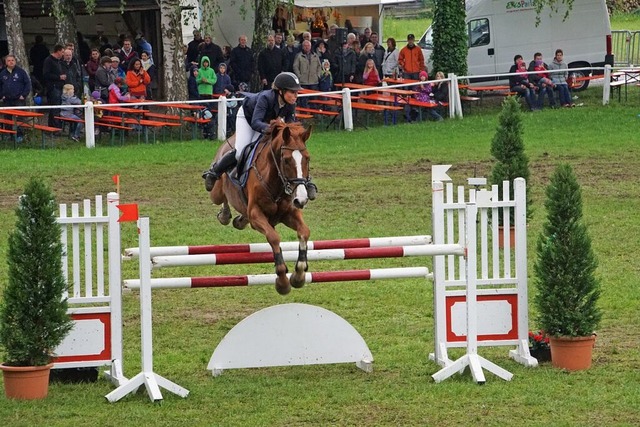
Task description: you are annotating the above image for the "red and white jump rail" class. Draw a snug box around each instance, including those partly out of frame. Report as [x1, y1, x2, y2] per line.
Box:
[124, 267, 432, 289]
[124, 235, 432, 259]
[148, 244, 462, 270]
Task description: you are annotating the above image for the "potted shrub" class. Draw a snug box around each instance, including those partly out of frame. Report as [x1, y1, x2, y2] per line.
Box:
[534, 164, 601, 371]
[0, 178, 73, 399]
[490, 95, 531, 246]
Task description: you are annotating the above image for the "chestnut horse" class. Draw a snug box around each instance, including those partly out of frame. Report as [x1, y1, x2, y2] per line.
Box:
[209, 121, 313, 295]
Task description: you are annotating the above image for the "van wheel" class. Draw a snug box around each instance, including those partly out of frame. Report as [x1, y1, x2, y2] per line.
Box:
[568, 69, 590, 92]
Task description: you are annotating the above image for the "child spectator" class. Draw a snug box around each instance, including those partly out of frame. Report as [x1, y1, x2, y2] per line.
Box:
[362, 58, 381, 86]
[528, 52, 556, 109]
[188, 65, 200, 100]
[318, 59, 333, 91]
[509, 54, 537, 111]
[197, 56, 216, 99]
[213, 62, 232, 95]
[60, 84, 84, 142]
[108, 77, 131, 104]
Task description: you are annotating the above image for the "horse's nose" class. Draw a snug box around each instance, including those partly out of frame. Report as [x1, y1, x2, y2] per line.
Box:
[293, 185, 308, 209]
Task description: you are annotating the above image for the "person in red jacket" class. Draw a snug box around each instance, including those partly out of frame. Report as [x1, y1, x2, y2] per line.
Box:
[398, 34, 425, 80]
[125, 58, 151, 99]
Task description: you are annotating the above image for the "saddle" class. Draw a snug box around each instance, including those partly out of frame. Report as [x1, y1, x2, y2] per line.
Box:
[227, 134, 264, 189]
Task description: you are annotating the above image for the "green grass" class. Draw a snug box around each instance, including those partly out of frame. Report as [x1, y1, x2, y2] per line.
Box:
[0, 83, 639, 424]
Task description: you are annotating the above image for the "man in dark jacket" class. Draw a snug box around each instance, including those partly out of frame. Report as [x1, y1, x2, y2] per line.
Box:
[43, 44, 66, 128]
[0, 54, 32, 141]
[332, 41, 356, 84]
[258, 34, 286, 90]
[198, 35, 225, 69]
[229, 35, 255, 91]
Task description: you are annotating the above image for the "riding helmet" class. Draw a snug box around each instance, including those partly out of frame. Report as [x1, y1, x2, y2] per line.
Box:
[274, 72, 302, 91]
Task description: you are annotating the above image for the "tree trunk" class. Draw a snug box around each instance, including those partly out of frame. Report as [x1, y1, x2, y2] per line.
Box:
[4, 0, 28, 69]
[160, 0, 188, 101]
[52, 0, 78, 46]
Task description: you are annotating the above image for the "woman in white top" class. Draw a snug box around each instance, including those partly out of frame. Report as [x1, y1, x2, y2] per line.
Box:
[381, 38, 400, 78]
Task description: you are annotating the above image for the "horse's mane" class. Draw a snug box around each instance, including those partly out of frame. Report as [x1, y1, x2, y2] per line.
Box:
[263, 121, 307, 147]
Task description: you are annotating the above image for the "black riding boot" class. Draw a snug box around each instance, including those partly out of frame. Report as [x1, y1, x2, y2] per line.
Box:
[203, 149, 238, 192]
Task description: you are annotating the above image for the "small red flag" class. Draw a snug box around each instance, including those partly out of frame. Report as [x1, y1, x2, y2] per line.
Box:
[117, 204, 139, 222]
[112, 174, 120, 185]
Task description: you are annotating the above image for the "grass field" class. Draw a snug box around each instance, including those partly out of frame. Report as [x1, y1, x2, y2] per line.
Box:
[0, 80, 639, 424]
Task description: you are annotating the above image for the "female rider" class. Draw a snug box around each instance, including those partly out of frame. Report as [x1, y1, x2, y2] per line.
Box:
[202, 71, 317, 199]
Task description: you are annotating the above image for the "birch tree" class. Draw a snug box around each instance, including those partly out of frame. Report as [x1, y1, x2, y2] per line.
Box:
[52, 0, 79, 45]
[161, 0, 188, 101]
[4, 0, 28, 69]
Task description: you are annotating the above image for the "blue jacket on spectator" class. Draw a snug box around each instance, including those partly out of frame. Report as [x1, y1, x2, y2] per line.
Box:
[0, 65, 32, 101]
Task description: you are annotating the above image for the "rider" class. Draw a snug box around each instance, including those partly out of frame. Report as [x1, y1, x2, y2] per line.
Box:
[202, 71, 317, 199]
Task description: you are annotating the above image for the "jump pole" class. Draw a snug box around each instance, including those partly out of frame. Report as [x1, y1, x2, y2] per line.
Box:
[150, 244, 463, 269]
[124, 235, 432, 259]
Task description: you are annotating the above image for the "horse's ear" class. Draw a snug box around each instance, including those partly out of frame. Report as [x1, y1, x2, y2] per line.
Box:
[270, 121, 282, 139]
[281, 126, 291, 142]
[302, 125, 312, 143]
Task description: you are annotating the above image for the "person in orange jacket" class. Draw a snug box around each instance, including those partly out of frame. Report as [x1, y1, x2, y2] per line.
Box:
[125, 58, 151, 99]
[398, 33, 425, 80]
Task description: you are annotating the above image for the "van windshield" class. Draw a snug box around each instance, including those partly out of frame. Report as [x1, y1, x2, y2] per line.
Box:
[418, 27, 433, 50]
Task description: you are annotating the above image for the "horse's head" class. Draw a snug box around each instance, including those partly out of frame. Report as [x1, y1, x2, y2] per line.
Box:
[269, 121, 313, 209]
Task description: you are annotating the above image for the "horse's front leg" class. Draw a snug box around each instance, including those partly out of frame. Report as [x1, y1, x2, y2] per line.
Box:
[248, 208, 291, 295]
[282, 210, 310, 289]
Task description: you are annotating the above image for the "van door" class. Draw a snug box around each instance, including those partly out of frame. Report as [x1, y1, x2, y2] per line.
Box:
[467, 17, 496, 79]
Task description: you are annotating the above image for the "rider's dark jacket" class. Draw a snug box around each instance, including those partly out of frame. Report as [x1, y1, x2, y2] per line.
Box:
[242, 89, 296, 133]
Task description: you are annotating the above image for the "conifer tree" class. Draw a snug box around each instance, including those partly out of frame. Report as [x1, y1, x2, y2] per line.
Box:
[534, 164, 601, 337]
[0, 178, 73, 366]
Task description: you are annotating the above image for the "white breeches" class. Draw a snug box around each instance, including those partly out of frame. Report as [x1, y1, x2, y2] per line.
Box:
[234, 108, 262, 161]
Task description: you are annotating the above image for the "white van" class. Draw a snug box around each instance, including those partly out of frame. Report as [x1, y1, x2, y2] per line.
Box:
[418, 0, 614, 90]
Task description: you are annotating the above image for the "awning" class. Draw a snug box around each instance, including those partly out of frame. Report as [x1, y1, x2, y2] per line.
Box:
[293, 0, 413, 8]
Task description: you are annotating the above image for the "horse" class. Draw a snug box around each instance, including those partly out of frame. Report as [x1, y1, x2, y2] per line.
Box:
[209, 121, 313, 295]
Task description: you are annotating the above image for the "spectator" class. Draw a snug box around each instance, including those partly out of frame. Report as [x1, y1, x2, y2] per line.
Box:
[94, 56, 114, 102]
[548, 48, 574, 107]
[431, 70, 449, 118]
[77, 32, 91, 64]
[417, 70, 443, 121]
[398, 34, 425, 80]
[125, 58, 151, 99]
[332, 40, 356, 84]
[186, 30, 204, 69]
[528, 52, 556, 109]
[85, 48, 101, 91]
[108, 77, 130, 104]
[99, 36, 112, 56]
[213, 62, 232, 95]
[382, 38, 399, 78]
[315, 40, 331, 64]
[135, 33, 153, 59]
[356, 43, 379, 84]
[42, 44, 66, 128]
[359, 27, 372, 48]
[293, 39, 322, 107]
[229, 35, 254, 91]
[0, 54, 32, 142]
[258, 34, 287, 90]
[60, 84, 84, 142]
[326, 25, 340, 58]
[509, 54, 537, 111]
[283, 35, 300, 73]
[198, 35, 224, 69]
[111, 56, 126, 80]
[140, 51, 157, 99]
[272, 7, 288, 36]
[275, 33, 285, 50]
[187, 65, 200, 100]
[362, 58, 381, 86]
[117, 38, 139, 73]
[61, 48, 83, 97]
[29, 35, 49, 85]
[196, 56, 216, 99]
[222, 45, 232, 65]
[370, 32, 385, 77]
[318, 59, 333, 92]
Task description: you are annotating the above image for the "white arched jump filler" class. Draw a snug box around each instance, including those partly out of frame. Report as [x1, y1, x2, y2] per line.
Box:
[207, 303, 373, 376]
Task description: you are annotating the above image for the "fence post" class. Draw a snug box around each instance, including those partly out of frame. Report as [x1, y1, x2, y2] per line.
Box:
[85, 101, 95, 149]
[602, 64, 611, 105]
[217, 96, 227, 141]
[342, 88, 353, 131]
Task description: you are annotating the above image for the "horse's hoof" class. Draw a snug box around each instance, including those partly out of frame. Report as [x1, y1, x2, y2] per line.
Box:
[233, 216, 248, 230]
[290, 274, 306, 289]
[217, 209, 231, 225]
[275, 282, 291, 295]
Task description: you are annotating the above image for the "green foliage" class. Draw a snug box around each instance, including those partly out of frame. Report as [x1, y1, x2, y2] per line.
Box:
[430, 0, 467, 76]
[534, 164, 601, 337]
[490, 96, 531, 219]
[0, 178, 73, 366]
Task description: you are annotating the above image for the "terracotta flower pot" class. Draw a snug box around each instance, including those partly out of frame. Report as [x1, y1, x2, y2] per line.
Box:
[1, 363, 53, 400]
[549, 335, 596, 371]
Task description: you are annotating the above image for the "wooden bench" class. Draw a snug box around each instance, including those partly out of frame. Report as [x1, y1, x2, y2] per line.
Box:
[144, 112, 181, 122]
[296, 107, 339, 116]
[0, 118, 62, 148]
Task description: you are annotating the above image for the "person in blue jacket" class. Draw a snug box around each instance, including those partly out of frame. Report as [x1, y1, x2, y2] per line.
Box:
[202, 72, 316, 199]
[0, 54, 32, 141]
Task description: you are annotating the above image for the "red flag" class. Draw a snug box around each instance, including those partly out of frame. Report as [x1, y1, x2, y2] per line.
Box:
[117, 204, 139, 222]
[112, 174, 120, 185]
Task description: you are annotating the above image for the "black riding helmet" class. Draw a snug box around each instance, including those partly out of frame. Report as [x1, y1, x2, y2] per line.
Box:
[273, 72, 302, 91]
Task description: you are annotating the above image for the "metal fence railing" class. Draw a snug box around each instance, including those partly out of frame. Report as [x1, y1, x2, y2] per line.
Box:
[612, 30, 640, 66]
